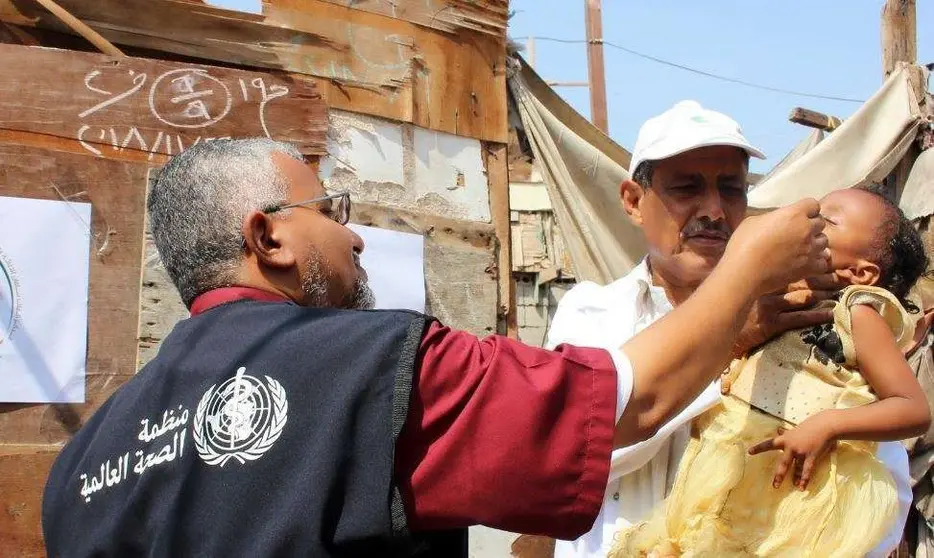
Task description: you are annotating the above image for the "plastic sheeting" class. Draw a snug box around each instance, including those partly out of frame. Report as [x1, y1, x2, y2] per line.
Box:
[754, 128, 824, 189]
[749, 66, 924, 209]
[901, 146, 934, 220]
[509, 59, 645, 284]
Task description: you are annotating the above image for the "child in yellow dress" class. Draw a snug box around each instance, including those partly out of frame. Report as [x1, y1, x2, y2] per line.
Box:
[610, 186, 932, 558]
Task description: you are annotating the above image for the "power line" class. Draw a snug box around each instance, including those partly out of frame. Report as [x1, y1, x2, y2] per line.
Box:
[515, 36, 865, 104]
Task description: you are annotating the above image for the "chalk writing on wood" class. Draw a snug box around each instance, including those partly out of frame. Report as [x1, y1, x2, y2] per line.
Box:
[0, 43, 328, 158]
[148, 69, 232, 128]
[76, 68, 288, 158]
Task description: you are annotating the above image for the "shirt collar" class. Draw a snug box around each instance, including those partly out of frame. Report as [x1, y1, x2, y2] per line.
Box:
[629, 259, 653, 289]
[631, 258, 673, 316]
[189, 287, 292, 316]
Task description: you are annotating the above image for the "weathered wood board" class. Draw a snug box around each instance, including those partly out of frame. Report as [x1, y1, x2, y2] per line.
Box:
[0, 43, 327, 159]
[138, 206, 188, 367]
[0, 0, 508, 142]
[0, 447, 58, 557]
[275, 0, 510, 38]
[484, 142, 516, 334]
[353, 203, 498, 336]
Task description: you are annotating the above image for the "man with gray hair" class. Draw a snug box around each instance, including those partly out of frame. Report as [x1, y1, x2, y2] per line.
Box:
[42, 137, 830, 557]
[150, 139, 374, 310]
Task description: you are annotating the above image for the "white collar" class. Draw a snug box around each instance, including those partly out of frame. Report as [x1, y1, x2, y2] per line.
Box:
[627, 259, 673, 316]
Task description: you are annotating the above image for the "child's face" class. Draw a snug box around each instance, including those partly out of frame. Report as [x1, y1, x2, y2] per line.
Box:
[819, 189, 888, 286]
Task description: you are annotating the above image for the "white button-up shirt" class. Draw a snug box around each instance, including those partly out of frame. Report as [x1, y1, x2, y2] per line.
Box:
[547, 260, 911, 558]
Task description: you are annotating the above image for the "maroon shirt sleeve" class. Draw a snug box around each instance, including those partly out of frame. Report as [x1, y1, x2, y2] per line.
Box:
[394, 321, 617, 540]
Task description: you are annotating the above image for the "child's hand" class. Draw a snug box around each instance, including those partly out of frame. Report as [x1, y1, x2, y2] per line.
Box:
[748, 415, 837, 490]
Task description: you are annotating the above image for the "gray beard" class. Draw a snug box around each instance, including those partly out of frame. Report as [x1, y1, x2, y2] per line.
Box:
[346, 276, 376, 310]
[300, 252, 375, 310]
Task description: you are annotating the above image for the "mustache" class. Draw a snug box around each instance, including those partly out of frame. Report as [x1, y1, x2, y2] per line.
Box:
[681, 218, 732, 240]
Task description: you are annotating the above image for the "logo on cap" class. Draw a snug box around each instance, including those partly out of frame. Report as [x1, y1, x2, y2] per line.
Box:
[192, 366, 288, 467]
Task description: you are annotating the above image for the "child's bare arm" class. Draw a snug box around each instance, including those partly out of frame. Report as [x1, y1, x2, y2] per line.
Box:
[749, 304, 930, 490]
[821, 304, 930, 441]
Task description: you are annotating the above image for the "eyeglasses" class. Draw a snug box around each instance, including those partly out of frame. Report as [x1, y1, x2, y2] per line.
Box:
[263, 192, 351, 225]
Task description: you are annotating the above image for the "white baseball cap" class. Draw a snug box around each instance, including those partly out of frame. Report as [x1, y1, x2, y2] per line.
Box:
[629, 100, 765, 176]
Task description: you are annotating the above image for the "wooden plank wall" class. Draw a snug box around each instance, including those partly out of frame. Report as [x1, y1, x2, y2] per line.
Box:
[0, 1, 513, 554]
[0, 0, 515, 330]
[0, 0, 509, 143]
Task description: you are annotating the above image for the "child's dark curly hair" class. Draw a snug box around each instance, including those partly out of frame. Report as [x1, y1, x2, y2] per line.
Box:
[857, 184, 929, 312]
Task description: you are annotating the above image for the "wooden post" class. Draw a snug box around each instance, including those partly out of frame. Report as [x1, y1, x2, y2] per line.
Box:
[881, 0, 916, 79]
[788, 107, 842, 132]
[32, 0, 125, 56]
[584, 0, 608, 134]
[485, 143, 518, 338]
[880, 0, 919, 199]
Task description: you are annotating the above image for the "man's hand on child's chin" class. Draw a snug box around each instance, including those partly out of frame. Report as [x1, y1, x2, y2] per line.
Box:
[731, 274, 846, 358]
[786, 273, 847, 294]
[747, 413, 838, 491]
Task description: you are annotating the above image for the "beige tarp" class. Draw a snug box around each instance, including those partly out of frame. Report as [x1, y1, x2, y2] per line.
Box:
[749, 66, 924, 209]
[901, 147, 934, 220]
[509, 58, 645, 285]
[753, 128, 824, 188]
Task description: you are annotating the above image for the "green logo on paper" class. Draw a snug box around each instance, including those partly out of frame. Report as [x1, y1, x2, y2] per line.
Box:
[0, 246, 21, 344]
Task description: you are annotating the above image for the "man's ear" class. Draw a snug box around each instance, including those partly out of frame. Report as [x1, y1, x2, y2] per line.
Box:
[241, 210, 295, 269]
[836, 259, 881, 287]
[620, 179, 646, 226]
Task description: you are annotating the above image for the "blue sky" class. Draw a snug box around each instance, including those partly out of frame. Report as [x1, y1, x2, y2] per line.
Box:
[211, 0, 932, 172]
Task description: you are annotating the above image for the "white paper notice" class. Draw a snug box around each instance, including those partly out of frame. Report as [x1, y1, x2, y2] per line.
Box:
[348, 224, 425, 313]
[0, 195, 91, 403]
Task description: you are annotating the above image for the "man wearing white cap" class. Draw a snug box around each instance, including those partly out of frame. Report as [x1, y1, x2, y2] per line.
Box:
[547, 101, 911, 557]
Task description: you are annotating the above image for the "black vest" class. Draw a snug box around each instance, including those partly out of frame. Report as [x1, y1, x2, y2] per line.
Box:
[42, 300, 467, 557]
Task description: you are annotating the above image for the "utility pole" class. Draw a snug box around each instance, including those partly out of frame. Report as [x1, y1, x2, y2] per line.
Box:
[584, 0, 609, 133]
[880, 0, 916, 80]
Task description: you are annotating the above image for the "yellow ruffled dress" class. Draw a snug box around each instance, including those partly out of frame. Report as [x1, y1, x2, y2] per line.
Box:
[609, 285, 916, 558]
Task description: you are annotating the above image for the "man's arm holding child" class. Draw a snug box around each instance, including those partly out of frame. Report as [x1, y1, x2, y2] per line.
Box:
[733, 274, 845, 358]
[750, 304, 931, 490]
